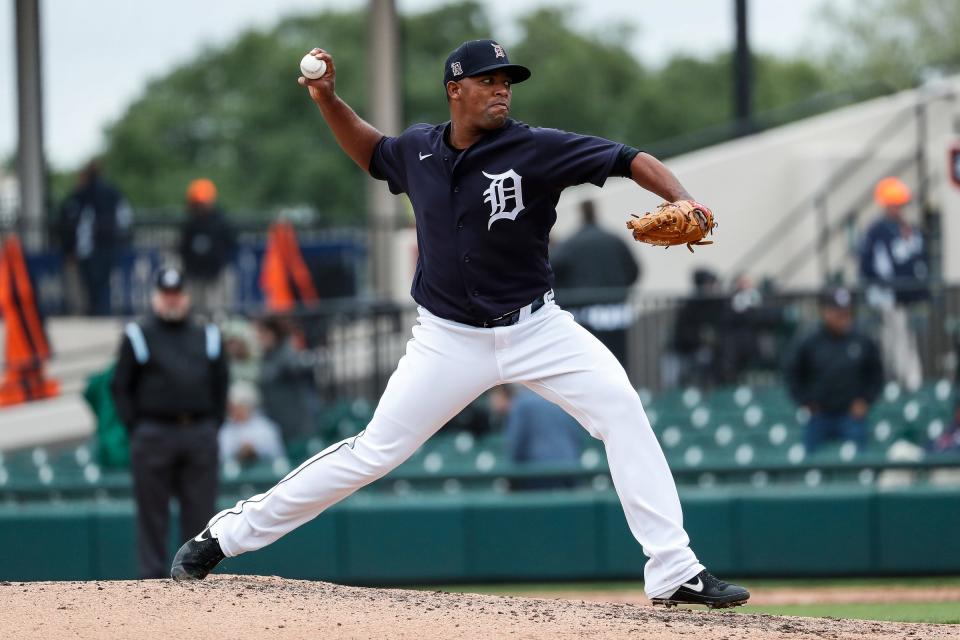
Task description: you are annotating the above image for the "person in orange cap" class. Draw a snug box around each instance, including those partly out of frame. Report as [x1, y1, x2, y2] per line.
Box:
[859, 176, 928, 390]
[860, 176, 927, 299]
[873, 176, 911, 208]
[179, 178, 237, 316]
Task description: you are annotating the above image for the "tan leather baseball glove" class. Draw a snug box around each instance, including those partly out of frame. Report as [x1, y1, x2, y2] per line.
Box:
[626, 200, 715, 253]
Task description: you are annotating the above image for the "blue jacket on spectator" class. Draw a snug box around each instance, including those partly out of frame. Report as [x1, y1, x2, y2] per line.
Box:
[505, 389, 583, 466]
[859, 218, 928, 304]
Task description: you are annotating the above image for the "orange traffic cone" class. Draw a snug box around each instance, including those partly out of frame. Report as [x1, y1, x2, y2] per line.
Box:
[259, 221, 319, 312]
[0, 235, 59, 406]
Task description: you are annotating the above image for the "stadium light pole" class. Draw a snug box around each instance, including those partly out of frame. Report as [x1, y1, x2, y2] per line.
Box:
[733, 0, 753, 136]
[15, 0, 47, 251]
[366, 0, 402, 299]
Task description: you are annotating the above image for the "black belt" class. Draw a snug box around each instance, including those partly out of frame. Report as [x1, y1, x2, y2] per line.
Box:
[141, 413, 210, 426]
[469, 290, 554, 328]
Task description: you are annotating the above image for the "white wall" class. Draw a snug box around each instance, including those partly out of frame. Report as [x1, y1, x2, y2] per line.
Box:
[554, 79, 960, 294]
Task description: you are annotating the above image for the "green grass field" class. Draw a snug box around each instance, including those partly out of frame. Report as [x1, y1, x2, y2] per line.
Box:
[433, 577, 960, 624]
[739, 602, 960, 624]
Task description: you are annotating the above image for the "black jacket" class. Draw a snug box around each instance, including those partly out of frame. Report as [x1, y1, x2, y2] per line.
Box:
[551, 223, 640, 306]
[179, 209, 237, 281]
[110, 314, 228, 428]
[784, 324, 883, 414]
[58, 176, 129, 256]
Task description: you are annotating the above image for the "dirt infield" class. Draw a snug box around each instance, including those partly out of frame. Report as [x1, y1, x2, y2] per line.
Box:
[523, 584, 960, 606]
[1, 575, 956, 640]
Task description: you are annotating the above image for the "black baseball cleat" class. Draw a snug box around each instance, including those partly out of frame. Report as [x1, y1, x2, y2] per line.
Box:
[170, 528, 225, 581]
[650, 570, 750, 609]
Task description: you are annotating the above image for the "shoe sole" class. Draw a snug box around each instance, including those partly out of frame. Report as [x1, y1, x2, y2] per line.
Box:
[170, 564, 207, 582]
[651, 597, 749, 610]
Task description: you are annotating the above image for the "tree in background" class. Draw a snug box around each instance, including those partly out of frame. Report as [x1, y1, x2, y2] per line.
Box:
[818, 0, 960, 90]
[401, 1, 494, 126]
[101, 10, 367, 222]
[93, 2, 829, 223]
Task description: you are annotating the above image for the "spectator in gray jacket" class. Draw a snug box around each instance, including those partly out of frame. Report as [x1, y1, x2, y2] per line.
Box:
[255, 316, 319, 445]
[219, 381, 285, 464]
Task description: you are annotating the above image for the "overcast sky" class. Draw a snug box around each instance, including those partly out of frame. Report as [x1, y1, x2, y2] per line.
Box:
[0, 0, 841, 169]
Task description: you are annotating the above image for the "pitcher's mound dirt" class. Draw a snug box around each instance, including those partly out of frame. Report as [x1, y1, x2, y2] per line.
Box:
[0, 574, 955, 640]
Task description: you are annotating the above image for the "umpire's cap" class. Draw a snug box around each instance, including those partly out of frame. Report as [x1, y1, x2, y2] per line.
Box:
[820, 286, 853, 309]
[155, 267, 185, 293]
[443, 39, 531, 88]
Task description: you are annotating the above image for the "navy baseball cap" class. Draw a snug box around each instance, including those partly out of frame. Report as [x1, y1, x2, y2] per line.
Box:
[443, 39, 531, 88]
[155, 267, 185, 293]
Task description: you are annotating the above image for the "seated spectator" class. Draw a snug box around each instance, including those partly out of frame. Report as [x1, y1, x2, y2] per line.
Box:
[720, 274, 762, 382]
[932, 337, 960, 454]
[668, 268, 725, 388]
[255, 316, 320, 444]
[446, 398, 493, 437]
[492, 385, 585, 490]
[222, 317, 259, 386]
[784, 287, 884, 453]
[219, 381, 285, 464]
[929, 405, 960, 454]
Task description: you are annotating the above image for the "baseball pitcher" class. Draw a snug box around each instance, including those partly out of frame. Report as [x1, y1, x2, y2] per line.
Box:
[172, 39, 746, 609]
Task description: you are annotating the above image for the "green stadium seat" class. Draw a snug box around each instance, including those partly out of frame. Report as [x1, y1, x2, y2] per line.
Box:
[453, 431, 476, 454]
[701, 386, 750, 413]
[579, 447, 604, 470]
[689, 406, 711, 430]
[474, 450, 499, 472]
[742, 405, 765, 429]
[658, 425, 684, 450]
[682, 445, 704, 467]
[711, 424, 737, 448]
[422, 451, 445, 474]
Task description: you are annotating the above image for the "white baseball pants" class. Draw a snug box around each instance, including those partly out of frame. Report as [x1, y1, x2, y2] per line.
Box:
[208, 301, 703, 597]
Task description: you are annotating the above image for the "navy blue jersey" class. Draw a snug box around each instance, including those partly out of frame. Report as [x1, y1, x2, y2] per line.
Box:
[370, 118, 624, 324]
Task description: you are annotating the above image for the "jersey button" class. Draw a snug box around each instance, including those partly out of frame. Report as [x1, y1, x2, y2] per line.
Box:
[453, 186, 460, 193]
[463, 254, 471, 263]
[472, 290, 479, 297]
[457, 221, 464, 230]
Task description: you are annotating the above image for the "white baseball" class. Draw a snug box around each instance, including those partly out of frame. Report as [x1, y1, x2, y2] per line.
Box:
[300, 54, 327, 80]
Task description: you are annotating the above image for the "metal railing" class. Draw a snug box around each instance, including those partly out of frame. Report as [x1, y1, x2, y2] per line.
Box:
[731, 85, 956, 286]
[237, 283, 960, 401]
[12, 282, 956, 404]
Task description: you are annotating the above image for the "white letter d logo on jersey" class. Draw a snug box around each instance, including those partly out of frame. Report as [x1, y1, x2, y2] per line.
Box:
[483, 169, 525, 229]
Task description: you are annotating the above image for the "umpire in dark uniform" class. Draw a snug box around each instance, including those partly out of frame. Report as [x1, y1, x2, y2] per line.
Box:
[110, 267, 228, 578]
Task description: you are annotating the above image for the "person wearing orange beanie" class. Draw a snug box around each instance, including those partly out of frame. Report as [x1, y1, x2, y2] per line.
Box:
[860, 176, 927, 299]
[859, 176, 928, 390]
[179, 178, 237, 316]
[873, 176, 911, 208]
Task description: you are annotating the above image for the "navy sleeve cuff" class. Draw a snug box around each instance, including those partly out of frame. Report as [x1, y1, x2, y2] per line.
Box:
[613, 145, 641, 178]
